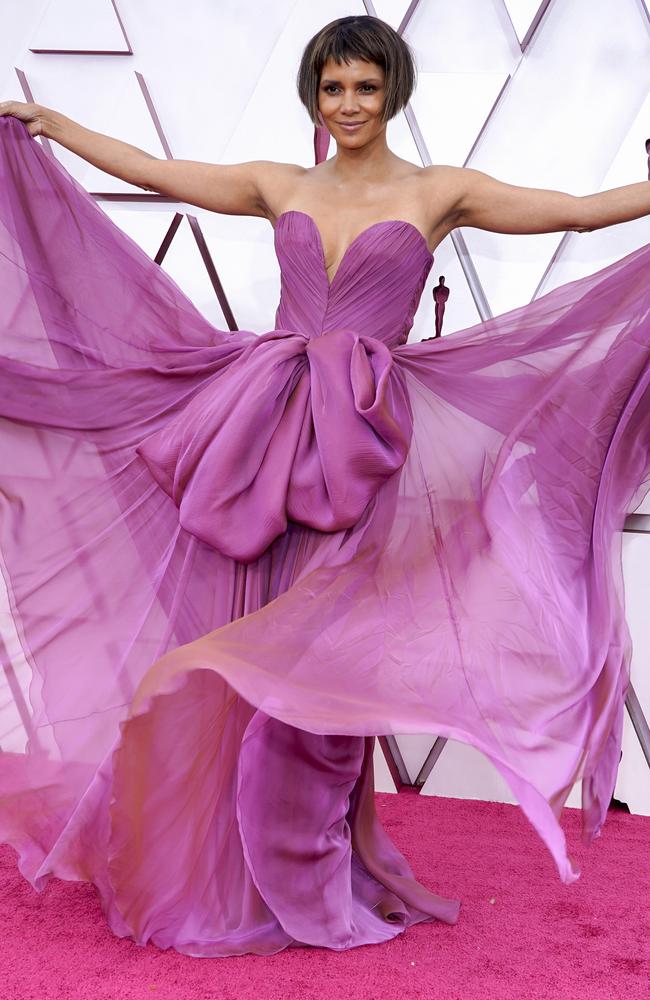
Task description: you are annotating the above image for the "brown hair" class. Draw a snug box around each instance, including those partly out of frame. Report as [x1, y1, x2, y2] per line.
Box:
[297, 15, 417, 126]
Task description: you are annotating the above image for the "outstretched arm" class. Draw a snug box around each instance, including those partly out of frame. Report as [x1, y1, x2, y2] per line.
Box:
[438, 165, 650, 235]
[0, 100, 297, 218]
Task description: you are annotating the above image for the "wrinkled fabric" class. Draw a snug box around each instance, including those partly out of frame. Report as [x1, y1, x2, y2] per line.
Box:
[137, 327, 412, 561]
[0, 116, 649, 958]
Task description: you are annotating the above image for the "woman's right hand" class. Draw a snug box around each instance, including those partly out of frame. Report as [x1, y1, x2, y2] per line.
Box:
[0, 101, 46, 137]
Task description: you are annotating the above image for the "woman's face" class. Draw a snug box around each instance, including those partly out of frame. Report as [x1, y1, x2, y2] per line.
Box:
[317, 57, 386, 147]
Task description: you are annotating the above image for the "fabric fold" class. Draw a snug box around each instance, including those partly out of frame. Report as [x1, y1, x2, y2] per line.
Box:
[137, 327, 413, 561]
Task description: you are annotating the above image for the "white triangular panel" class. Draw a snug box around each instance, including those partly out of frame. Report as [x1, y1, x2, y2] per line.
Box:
[461, 228, 563, 316]
[463, 0, 650, 315]
[112, 0, 296, 166]
[565, 782, 582, 810]
[420, 738, 517, 803]
[387, 106, 426, 166]
[188, 210, 281, 332]
[154, 215, 231, 329]
[538, 91, 650, 298]
[371, 0, 413, 31]
[614, 534, 650, 814]
[502, 0, 547, 44]
[405, 0, 520, 73]
[31, 0, 129, 52]
[76, 74, 168, 192]
[616, 709, 650, 815]
[131, 208, 277, 334]
[99, 206, 180, 261]
[410, 72, 509, 166]
[373, 740, 399, 792]
[411, 232, 482, 339]
[23, 69, 167, 193]
[393, 734, 436, 782]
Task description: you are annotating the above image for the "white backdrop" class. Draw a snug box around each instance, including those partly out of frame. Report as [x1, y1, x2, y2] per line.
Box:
[1, 0, 649, 813]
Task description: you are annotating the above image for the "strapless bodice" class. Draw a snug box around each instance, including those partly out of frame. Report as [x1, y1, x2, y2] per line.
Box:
[273, 210, 434, 347]
[135, 209, 435, 563]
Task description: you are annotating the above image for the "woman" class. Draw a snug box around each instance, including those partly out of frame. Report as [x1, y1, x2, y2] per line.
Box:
[0, 15, 648, 958]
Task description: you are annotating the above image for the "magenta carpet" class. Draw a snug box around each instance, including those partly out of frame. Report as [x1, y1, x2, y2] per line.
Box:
[2, 792, 648, 1000]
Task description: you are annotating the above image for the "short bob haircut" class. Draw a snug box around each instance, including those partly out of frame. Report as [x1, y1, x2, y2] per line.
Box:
[297, 15, 417, 127]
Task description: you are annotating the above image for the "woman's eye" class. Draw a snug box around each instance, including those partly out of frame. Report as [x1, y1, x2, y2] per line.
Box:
[322, 84, 377, 94]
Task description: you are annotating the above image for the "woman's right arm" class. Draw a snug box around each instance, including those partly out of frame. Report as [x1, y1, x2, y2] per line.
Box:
[0, 100, 297, 218]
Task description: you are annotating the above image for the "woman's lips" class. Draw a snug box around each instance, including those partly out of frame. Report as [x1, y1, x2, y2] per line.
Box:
[337, 121, 367, 131]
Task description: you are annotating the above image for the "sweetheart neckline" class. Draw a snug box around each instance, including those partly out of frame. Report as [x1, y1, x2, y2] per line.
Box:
[275, 209, 434, 291]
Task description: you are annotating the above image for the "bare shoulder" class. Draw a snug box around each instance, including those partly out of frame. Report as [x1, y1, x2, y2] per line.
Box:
[252, 159, 306, 179]
[419, 163, 470, 199]
[420, 163, 508, 200]
[409, 164, 470, 237]
[251, 160, 308, 221]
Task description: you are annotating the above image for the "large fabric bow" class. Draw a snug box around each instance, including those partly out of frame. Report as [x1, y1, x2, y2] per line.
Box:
[136, 329, 412, 562]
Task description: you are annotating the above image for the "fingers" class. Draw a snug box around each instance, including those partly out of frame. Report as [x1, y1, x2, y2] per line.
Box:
[0, 101, 37, 130]
[0, 100, 27, 120]
[0, 100, 33, 118]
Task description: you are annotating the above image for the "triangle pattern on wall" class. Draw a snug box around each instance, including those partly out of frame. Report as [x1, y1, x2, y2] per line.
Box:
[30, 0, 131, 54]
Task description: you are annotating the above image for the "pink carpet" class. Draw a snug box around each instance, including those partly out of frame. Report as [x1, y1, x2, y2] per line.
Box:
[2, 792, 648, 1000]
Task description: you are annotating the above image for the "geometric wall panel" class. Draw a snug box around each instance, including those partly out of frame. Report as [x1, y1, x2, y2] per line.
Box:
[119, 0, 301, 167]
[405, 0, 520, 73]
[409, 233, 483, 340]
[99, 205, 183, 263]
[30, 0, 131, 54]
[14, 65, 167, 193]
[152, 213, 238, 330]
[502, 0, 551, 47]
[536, 91, 650, 298]
[462, 0, 650, 314]
[419, 738, 520, 804]
[410, 71, 510, 167]
[185, 213, 282, 333]
[613, 535, 650, 815]
[371, 0, 412, 30]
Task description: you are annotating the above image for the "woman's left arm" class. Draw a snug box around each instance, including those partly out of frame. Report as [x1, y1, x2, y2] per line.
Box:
[448, 166, 650, 235]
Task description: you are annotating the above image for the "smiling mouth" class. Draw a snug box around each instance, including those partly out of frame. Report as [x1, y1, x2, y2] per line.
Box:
[337, 121, 367, 128]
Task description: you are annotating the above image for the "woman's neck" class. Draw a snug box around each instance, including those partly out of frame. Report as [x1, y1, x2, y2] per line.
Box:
[327, 130, 398, 184]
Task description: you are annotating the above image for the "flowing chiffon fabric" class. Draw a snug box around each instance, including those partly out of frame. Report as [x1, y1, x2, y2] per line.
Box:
[0, 116, 648, 956]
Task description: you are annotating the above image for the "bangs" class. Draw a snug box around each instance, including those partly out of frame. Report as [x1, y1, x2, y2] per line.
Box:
[297, 15, 417, 126]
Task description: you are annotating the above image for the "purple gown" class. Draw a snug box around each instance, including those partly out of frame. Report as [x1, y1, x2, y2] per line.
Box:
[0, 116, 648, 957]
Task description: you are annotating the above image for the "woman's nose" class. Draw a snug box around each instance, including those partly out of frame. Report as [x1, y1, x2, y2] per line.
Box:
[340, 90, 360, 112]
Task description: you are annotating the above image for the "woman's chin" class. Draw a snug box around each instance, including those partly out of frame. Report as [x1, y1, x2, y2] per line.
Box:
[335, 132, 372, 148]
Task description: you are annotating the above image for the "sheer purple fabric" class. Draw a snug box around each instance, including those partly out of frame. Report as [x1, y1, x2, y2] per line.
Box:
[0, 117, 648, 956]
